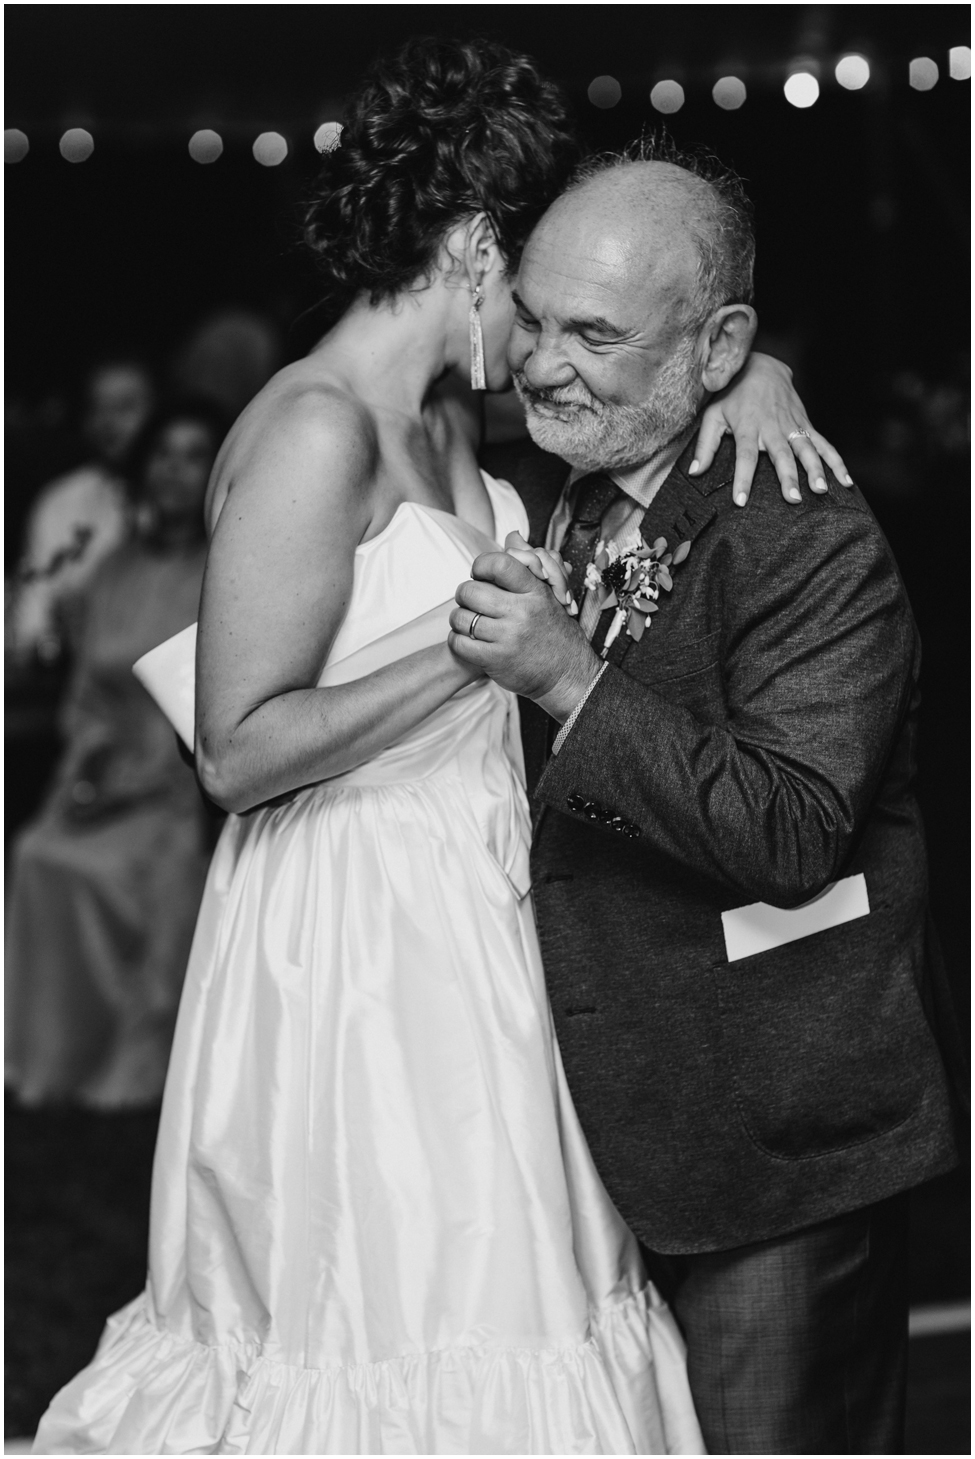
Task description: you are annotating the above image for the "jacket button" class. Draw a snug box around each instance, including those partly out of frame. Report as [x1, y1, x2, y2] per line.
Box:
[566, 794, 586, 813]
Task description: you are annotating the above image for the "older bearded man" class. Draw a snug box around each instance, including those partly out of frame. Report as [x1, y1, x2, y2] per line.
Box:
[450, 152, 960, 1454]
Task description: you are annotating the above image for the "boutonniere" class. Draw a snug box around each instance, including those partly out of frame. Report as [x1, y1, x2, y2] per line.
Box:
[584, 536, 692, 656]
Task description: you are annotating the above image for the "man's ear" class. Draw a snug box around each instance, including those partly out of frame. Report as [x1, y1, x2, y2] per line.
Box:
[699, 304, 758, 393]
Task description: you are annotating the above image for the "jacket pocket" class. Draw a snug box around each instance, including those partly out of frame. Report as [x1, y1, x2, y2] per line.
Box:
[632, 627, 721, 685]
[625, 629, 724, 715]
[713, 907, 932, 1160]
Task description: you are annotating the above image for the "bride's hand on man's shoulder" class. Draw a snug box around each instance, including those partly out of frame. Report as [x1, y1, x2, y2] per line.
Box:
[692, 351, 854, 509]
[503, 533, 578, 617]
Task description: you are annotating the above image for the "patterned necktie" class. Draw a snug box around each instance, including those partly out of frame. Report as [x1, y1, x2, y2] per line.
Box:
[559, 474, 621, 606]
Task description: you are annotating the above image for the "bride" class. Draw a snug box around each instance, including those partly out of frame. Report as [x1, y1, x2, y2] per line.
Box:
[36, 37, 848, 1456]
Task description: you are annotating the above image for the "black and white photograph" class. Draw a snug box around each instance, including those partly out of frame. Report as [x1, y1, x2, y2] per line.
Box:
[5, 6, 969, 1454]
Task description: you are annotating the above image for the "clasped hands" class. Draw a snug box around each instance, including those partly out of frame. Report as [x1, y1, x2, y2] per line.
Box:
[448, 534, 601, 723]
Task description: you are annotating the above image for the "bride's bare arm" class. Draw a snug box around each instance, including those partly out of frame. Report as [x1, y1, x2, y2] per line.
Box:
[196, 392, 479, 814]
[691, 352, 853, 505]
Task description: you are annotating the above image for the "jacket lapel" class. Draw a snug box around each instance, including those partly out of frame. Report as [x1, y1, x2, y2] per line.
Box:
[595, 439, 732, 665]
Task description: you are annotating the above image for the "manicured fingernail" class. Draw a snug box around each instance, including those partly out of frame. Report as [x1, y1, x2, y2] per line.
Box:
[568, 599, 579, 616]
[735, 493, 747, 506]
[843, 474, 854, 486]
[688, 459, 700, 475]
[788, 488, 801, 502]
[814, 477, 827, 492]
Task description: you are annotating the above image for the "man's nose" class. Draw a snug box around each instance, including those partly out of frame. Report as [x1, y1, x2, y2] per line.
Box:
[520, 335, 577, 392]
[509, 321, 576, 391]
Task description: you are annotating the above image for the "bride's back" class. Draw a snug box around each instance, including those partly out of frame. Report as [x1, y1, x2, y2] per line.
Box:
[204, 35, 580, 544]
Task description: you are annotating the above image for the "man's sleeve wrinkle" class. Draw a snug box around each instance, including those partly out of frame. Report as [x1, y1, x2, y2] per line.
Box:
[543, 683, 857, 905]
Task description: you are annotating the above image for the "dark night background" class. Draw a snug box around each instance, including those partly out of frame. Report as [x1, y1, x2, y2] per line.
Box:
[4, 4, 970, 1450]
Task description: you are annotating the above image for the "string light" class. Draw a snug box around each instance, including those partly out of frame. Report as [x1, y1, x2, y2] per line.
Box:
[314, 121, 343, 153]
[712, 76, 746, 110]
[909, 58, 939, 90]
[253, 132, 288, 166]
[835, 54, 870, 90]
[13, 38, 965, 173]
[587, 76, 621, 109]
[5, 128, 29, 163]
[784, 72, 819, 108]
[59, 128, 94, 162]
[189, 129, 223, 164]
[948, 46, 971, 80]
[650, 80, 685, 113]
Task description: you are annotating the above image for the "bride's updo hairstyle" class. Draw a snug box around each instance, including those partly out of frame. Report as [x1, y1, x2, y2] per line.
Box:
[303, 37, 579, 320]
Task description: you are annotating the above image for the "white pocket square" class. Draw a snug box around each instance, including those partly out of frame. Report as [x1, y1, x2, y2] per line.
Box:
[721, 873, 870, 963]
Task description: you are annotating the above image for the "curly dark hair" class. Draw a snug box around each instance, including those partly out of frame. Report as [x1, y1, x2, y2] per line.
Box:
[303, 37, 580, 321]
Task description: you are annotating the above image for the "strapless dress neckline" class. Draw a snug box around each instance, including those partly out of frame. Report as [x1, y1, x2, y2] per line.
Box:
[357, 496, 497, 554]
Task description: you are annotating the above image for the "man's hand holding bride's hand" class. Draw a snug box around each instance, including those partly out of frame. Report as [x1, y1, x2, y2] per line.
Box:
[694, 351, 854, 508]
[449, 551, 600, 723]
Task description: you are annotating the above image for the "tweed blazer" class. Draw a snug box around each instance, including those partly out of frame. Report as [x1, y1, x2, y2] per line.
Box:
[485, 435, 958, 1255]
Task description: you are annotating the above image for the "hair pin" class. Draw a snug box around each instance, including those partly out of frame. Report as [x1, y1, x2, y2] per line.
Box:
[315, 122, 344, 154]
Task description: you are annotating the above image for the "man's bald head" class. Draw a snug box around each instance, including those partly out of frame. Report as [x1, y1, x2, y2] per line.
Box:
[541, 149, 755, 336]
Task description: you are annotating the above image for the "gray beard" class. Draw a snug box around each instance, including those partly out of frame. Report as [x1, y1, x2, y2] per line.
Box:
[514, 335, 702, 472]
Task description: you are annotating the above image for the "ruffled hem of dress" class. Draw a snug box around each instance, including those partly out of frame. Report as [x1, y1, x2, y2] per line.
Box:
[33, 1285, 705, 1455]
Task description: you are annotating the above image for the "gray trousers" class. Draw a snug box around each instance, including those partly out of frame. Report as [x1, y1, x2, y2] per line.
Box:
[642, 1193, 910, 1454]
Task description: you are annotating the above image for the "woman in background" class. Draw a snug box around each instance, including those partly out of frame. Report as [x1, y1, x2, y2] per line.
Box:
[5, 400, 226, 1110]
[7, 357, 156, 665]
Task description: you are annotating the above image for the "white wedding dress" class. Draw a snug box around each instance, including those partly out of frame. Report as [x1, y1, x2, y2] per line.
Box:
[35, 473, 704, 1455]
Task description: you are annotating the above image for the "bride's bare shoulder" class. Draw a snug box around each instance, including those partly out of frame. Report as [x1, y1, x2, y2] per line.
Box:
[206, 361, 379, 529]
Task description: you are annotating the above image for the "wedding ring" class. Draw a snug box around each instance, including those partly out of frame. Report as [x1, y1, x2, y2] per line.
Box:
[787, 429, 811, 442]
[468, 613, 482, 640]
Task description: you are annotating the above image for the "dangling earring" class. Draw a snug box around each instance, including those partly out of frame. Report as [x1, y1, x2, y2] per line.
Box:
[469, 285, 486, 392]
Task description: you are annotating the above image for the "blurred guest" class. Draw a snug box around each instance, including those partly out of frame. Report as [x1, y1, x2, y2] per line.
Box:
[7, 358, 155, 665]
[170, 307, 280, 420]
[5, 389, 80, 574]
[5, 399, 226, 1109]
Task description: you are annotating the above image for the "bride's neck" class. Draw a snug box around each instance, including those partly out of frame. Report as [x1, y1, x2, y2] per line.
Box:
[312, 290, 456, 416]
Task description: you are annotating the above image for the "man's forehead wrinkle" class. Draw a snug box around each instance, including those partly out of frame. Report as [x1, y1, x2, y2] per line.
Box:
[528, 194, 699, 333]
[521, 235, 631, 302]
[520, 260, 645, 338]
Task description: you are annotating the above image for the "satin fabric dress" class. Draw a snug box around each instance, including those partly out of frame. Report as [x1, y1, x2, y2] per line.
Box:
[34, 474, 704, 1455]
